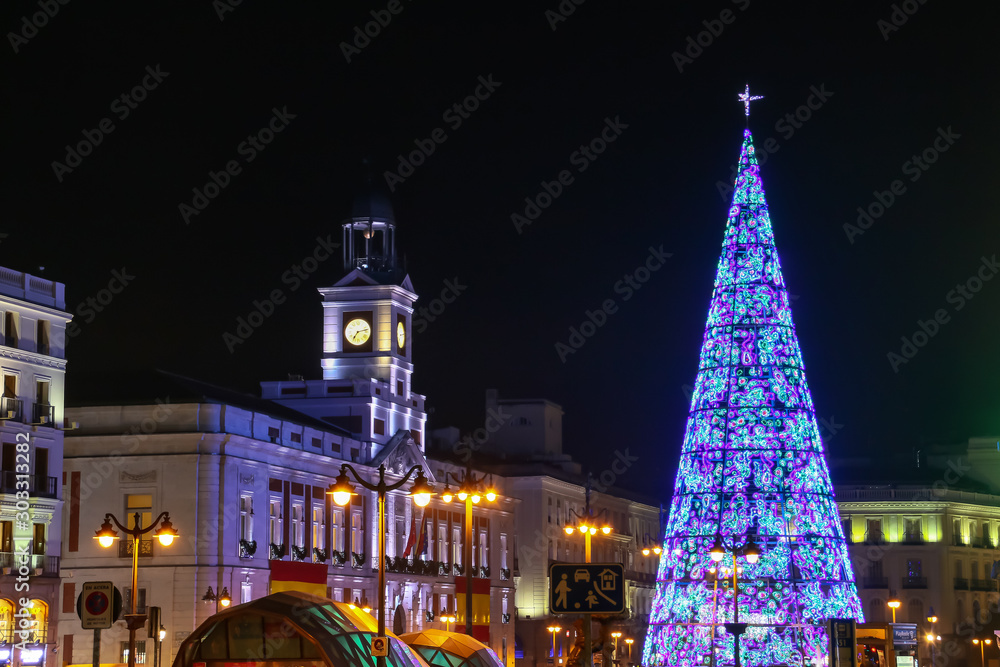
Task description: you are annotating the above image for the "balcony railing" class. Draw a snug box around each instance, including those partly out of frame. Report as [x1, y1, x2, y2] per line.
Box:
[4, 334, 17, 349]
[953, 536, 968, 547]
[0, 471, 58, 498]
[0, 553, 59, 576]
[971, 579, 997, 592]
[901, 532, 924, 545]
[955, 577, 969, 590]
[119, 539, 154, 558]
[0, 396, 22, 422]
[973, 538, 995, 550]
[864, 533, 885, 545]
[32, 402, 54, 426]
[902, 576, 927, 589]
[862, 576, 889, 589]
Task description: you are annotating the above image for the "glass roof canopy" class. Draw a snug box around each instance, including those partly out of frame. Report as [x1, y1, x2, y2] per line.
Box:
[399, 630, 504, 667]
[173, 591, 429, 667]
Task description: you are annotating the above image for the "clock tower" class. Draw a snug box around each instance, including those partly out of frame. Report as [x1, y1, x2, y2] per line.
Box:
[261, 188, 427, 454]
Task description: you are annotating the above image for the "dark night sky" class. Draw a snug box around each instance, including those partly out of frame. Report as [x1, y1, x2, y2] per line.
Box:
[1, 2, 997, 500]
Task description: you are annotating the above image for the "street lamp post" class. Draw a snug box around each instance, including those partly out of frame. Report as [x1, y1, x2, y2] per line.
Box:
[94, 512, 178, 667]
[611, 631, 622, 664]
[329, 463, 433, 667]
[624, 638, 634, 666]
[563, 477, 612, 667]
[440, 464, 499, 636]
[887, 596, 901, 624]
[708, 535, 760, 667]
[973, 638, 992, 667]
[202, 586, 232, 614]
[925, 633, 941, 667]
[442, 613, 457, 632]
[547, 625, 561, 664]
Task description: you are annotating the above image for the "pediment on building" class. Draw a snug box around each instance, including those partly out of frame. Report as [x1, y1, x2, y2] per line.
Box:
[333, 269, 381, 288]
[371, 429, 435, 482]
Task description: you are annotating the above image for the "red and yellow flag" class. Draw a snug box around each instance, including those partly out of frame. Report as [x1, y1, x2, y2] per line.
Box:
[269, 560, 327, 597]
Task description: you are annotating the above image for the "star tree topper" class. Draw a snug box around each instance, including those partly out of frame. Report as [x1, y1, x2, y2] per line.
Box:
[738, 83, 764, 118]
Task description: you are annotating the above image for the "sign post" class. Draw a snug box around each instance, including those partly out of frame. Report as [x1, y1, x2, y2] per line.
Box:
[77, 581, 123, 667]
[828, 619, 857, 667]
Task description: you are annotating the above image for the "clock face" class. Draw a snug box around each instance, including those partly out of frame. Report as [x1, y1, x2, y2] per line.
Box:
[345, 318, 371, 346]
[397, 321, 406, 349]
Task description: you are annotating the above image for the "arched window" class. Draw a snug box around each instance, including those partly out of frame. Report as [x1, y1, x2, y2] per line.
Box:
[0, 599, 14, 643]
[908, 599, 923, 624]
[869, 598, 886, 623]
[27, 600, 47, 643]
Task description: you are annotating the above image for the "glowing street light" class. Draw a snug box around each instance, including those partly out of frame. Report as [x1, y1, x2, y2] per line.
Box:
[547, 625, 562, 664]
[705, 535, 760, 667]
[440, 465, 500, 637]
[973, 638, 992, 667]
[330, 463, 433, 667]
[887, 597, 901, 623]
[95, 511, 177, 667]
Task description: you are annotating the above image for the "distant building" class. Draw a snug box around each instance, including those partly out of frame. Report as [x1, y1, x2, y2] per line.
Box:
[431, 390, 662, 667]
[0, 267, 71, 667]
[835, 438, 1000, 667]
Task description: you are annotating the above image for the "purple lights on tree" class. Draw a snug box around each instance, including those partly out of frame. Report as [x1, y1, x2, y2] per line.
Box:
[641, 128, 863, 667]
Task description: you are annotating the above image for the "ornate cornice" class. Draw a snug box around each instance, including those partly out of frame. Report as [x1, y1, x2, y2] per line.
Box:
[0, 346, 68, 370]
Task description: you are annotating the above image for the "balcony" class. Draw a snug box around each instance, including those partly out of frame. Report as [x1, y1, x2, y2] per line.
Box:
[971, 579, 997, 592]
[953, 536, 968, 547]
[0, 396, 22, 422]
[973, 538, 995, 550]
[902, 576, 927, 589]
[31, 403, 54, 426]
[118, 539, 154, 558]
[901, 533, 924, 545]
[0, 553, 59, 576]
[0, 471, 58, 498]
[955, 577, 969, 590]
[37, 342, 49, 356]
[862, 576, 889, 589]
[3, 334, 17, 349]
[864, 533, 885, 545]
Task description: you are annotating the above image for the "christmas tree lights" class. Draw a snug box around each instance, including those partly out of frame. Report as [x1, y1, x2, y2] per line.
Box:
[641, 128, 863, 667]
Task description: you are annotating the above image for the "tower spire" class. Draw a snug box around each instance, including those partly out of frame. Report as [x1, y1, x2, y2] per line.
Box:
[641, 125, 862, 666]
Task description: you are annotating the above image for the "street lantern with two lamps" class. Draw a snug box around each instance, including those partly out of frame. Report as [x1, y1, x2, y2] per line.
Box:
[94, 511, 179, 667]
[328, 462, 433, 667]
[973, 638, 993, 667]
[202, 586, 232, 614]
[547, 625, 562, 664]
[707, 535, 760, 667]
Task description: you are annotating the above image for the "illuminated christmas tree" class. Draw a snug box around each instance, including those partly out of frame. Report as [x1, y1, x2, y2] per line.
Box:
[642, 94, 863, 667]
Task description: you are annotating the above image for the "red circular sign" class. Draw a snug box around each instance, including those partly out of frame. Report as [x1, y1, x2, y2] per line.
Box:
[85, 591, 109, 616]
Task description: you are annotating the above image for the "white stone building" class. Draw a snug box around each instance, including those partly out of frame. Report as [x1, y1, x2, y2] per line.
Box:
[0, 267, 71, 667]
[57, 194, 515, 667]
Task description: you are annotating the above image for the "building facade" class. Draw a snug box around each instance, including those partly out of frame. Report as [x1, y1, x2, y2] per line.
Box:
[57, 194, 515, 667]
[0, 267, 71, 667]
[837, 439, 1000, 667]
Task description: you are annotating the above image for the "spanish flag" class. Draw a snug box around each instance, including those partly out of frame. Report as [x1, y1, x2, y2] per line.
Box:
[269, 560, 327, 597]
[455, 576, 490, 642]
